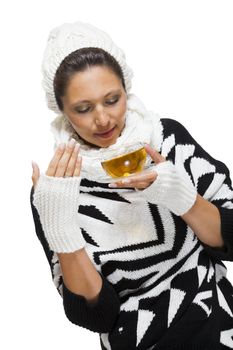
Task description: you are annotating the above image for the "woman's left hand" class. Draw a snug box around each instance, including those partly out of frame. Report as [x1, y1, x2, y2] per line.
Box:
[108, 143, 166, 190]
[108, 143, 197, 216]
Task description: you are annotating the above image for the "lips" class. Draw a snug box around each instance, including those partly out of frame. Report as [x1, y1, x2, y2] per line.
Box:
[95, 126, 116, 136]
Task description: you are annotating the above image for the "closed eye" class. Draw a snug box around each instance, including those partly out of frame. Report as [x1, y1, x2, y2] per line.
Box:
[76, 107, 90, 113]
[106, 98, 119, 105]
[75, 97, 119, 114]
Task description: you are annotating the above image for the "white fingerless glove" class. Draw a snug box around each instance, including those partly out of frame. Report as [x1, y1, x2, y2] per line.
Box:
[138, 160, 197, 216]
[32, 173, 86, 253]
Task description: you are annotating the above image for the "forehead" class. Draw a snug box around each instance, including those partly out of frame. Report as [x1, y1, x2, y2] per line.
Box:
[65, 66, 123, 104]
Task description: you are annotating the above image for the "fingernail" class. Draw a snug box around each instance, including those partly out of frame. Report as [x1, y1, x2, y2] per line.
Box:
[31, 160, 36, 170]
[68, 139, 76, 147]
[59, 143, 66, 150]
[74, 143, 80, 151]
[108, 183, 117, 188]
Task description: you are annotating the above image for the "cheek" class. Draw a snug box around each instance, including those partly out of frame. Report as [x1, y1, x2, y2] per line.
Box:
[117, 100, 127, 119]
[68, 117, 89, 134]
[77, 121, 91, 134]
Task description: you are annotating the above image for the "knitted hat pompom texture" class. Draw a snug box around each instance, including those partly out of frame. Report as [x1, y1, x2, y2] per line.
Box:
[41, 21, 134, 115]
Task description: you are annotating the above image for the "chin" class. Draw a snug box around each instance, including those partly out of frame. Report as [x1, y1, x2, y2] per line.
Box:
[97, 138, 117, 148]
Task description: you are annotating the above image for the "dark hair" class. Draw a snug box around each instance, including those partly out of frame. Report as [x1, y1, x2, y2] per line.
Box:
[53, 47, 126, 111]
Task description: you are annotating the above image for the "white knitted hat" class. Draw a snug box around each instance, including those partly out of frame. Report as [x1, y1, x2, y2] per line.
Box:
[41, 21, 134, 114]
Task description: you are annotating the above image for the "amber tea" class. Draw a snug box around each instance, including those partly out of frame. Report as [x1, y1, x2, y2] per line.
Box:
[101, 147, 147, 178]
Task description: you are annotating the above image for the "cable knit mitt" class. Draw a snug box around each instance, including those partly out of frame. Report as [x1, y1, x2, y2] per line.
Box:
[32, 173, 86, 253]
[138, 160, 198, 216]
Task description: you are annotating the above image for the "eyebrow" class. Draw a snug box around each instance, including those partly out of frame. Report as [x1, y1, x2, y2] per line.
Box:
[71, 89, 122, 106]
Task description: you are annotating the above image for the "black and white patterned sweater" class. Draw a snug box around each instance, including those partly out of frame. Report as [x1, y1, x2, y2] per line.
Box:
[30, 117, 233, 350]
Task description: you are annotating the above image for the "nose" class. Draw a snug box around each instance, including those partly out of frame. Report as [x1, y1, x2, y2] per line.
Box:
[95, 111, 110, 128]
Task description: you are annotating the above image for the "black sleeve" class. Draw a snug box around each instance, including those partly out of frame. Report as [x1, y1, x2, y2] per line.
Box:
[161, 118, 233, 261]
[202, 206, 233, 261]
[30, 185, 120, 333]
[62, 275, 120, 333]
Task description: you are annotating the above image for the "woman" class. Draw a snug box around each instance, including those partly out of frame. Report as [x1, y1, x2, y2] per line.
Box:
[30, 21, 233, 349]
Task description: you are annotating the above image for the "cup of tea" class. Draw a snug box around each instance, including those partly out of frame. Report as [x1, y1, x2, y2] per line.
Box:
[101, 142, 149, 179]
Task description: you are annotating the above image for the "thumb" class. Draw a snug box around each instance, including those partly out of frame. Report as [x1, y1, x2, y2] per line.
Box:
[144, 143, 166, 164]
[31, 160, 40, 188]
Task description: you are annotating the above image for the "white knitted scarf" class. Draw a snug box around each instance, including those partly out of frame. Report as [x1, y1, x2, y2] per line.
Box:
[49, 93, 163, 182]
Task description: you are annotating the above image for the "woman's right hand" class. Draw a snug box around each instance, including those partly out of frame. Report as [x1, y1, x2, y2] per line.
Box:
[31, 138, 82, 189]
[31, 138, 86, 253]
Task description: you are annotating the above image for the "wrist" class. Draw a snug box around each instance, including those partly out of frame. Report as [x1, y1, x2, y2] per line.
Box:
[32, 173, 85, 253]
[138, 160, 198, 216]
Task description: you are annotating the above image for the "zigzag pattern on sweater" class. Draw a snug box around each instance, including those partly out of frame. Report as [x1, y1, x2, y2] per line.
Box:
[44, 118, 233, 349]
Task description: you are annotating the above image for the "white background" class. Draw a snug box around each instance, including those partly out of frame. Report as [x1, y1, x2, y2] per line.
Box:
[1, 0, 233, 349]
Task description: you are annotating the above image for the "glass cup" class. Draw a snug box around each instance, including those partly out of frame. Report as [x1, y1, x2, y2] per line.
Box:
[100, 141, 152, 181]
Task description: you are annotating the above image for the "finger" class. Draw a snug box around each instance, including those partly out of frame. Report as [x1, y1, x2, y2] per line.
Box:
[134, 180, 151, 190]
[73, 155, 82, 177]
[64, 143, 80, 177]
[109, 174, 156, 189]
[121, 171, 157, 185]
[110, 170, 158, 189]
[46, 143, 66, 176]
[55, 139, 77, 177]
[144, 143, 166, 163]
[111, 179, 151, 189]
[31, 161, 40, 188]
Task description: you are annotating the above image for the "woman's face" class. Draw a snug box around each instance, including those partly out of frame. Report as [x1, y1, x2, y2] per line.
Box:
[61, 65, 127, 148]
